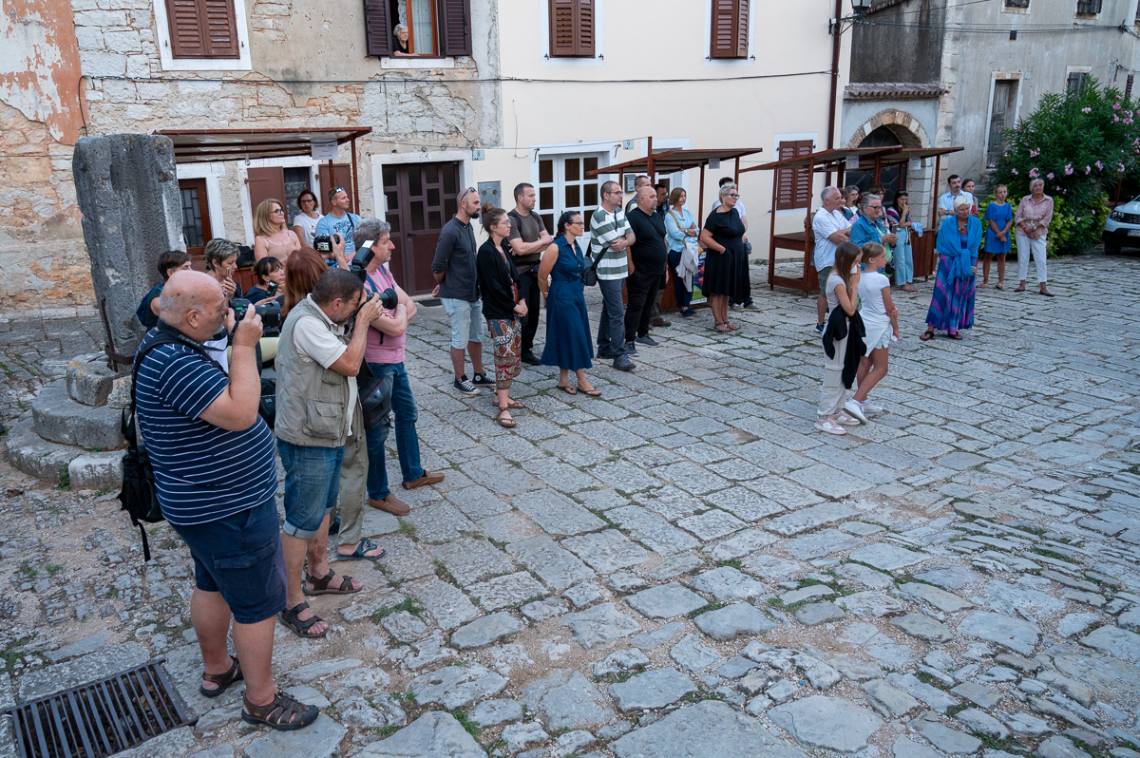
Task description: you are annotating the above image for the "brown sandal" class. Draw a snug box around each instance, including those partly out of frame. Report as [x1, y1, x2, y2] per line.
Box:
[495, 408, 517, 428]
[919, 328, 935, 342]
[242, 690, 319, 731]
[280, 601, 327, 638]
[303, 569, 361, 596]
[578, 385, 602, 397]
[200, 656, 242, 698]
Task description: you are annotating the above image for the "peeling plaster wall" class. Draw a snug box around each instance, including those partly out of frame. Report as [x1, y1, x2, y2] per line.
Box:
[0, 0, 500, 310]
[0, 0, 90, 310]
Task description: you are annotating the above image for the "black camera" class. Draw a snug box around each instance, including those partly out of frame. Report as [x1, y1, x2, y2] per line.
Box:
[230, 297, 282, 336]
[312, 233, 340, 255]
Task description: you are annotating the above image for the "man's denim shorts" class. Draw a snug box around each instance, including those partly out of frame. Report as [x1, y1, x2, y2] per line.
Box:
[279, 439, 344, 539]
[169, 498, 286, 624]
[440, 297, 484, 349]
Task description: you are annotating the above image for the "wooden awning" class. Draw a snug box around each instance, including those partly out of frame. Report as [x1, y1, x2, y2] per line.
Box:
[157, 126, 373, 164]
[586, 147, 765, 178]
[743, 145, 963, 174]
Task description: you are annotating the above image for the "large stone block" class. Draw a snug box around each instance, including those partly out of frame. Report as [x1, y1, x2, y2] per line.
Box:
[66, 352, 130, 407]
[32, 379, 124, 450]
[72, 134, 183, 358]
[3, 416, 76, 483]
[69, 452, 123, 491]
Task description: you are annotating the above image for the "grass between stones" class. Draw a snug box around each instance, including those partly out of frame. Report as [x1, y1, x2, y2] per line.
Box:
[0, 635, 34, 670]
[370, 598, 423, 624]
[397, 519, 416, 537]
[450, 709, 480, 739]
[1029, 547, 1077, 564]
[717, 558, 743, 570]
[913, 670, 951, 690]
[686, 601, 726, 619]
[433, 560, 459, 585]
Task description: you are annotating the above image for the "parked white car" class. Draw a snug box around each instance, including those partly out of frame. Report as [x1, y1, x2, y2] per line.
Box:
[1104, 196, 1140, 254]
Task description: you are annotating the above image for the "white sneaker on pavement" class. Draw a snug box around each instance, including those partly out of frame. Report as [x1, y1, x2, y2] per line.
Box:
[864, 401, 884, 416]
[843, 399, 868, 424]
[815, 418, 847, 435]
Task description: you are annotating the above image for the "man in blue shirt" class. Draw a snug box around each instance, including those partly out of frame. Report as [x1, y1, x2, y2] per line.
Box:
[135, 270, 318, 731]
[315, 186, 362, 259]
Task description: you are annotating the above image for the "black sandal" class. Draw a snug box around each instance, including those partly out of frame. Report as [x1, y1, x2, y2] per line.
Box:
[199, 656, 242, 698]
[919, 329, 935, 342]
[280, 601, 327, 639]
[242, 691, 319, 731]
[303, 569, 361, 596]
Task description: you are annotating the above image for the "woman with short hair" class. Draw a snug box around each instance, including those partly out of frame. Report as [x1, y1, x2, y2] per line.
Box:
[1014, 178, 1054, 297]
[921, 196, 981, 341]
[392, 23, 412, 56]
[253, 198, 301, 263]
[887, 191, 916, 291]
[699, 183, 747, 333]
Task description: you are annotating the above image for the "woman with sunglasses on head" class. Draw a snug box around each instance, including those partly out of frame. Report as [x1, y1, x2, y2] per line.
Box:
[539, 211, 601, 397]
[292, 189, 321, 248]
[253, 198, 301, 263]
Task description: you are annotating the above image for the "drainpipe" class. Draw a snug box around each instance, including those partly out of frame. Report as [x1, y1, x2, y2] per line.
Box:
[827, 0, 843, 151]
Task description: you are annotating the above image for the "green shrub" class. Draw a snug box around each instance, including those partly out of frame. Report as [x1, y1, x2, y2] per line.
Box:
[991, 78, 1137, 255]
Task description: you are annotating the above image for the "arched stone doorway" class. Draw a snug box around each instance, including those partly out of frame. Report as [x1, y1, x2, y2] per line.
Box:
[846, 125, 917, 206]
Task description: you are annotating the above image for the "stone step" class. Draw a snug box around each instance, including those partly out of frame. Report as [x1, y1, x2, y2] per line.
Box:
[4, 416, 123, 491]
[32, 379, 124, 450]
[66, 352, 130, 408]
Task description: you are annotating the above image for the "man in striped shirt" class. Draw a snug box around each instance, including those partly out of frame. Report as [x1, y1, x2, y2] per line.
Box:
[589, 180, 636, 371]
[135, 270, 317, 731]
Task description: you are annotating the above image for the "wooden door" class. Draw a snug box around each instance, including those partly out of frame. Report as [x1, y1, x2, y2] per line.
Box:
[384, 161, 460, 295]
[177, 178, 212, 269]
[318, 163, 355, 212]
[246, 167, 286, 223]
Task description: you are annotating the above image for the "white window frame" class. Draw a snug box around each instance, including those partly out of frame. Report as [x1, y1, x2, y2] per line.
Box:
[538, 0, 606, 64]
[982, 74, 1022, 171]
[368, 149, 474, 224]
[704, 0, 757, 64]
[175, 161, 226, 241]
[533, 151, 609, 238]
[153, 0, 252, 71]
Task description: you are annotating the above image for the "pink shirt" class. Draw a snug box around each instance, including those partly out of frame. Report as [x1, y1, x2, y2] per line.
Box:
[364, 267, 406, 364]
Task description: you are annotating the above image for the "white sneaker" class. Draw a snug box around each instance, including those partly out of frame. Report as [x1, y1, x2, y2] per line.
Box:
[815, 418, 847, 435]
[843, 399, 868, 424]
[864, 401, 884, 416]
[835, 412, 860, 426]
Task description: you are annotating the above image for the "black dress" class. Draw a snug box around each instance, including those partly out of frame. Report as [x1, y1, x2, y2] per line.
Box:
[702, 207, 747, 299]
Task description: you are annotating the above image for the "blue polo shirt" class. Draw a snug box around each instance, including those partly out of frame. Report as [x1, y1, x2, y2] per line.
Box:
[134, 328, 277, 526]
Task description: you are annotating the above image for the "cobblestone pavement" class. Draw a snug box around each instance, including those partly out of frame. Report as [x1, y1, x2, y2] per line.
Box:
[1, 255, 1139, 757]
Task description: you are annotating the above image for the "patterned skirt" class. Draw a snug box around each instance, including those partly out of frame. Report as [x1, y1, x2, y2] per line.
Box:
[925, 255, 975, 333]
[486, 318, 522, 391]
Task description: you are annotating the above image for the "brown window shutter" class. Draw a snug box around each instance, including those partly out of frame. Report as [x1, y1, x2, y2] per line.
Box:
[549, 0, 594, 58]
[775, 140, 813, 211]
[363, 0, 392, 57]
[437, 0, 472, 56]
[710, 0, 748, 59]
[166, 0, 238, 58]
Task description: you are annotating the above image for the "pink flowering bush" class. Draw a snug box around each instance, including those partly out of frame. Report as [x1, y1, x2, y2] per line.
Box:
[993, 78, 1137, 254]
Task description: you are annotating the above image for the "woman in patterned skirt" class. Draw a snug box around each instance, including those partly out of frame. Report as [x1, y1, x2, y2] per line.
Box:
[921, 195, 980, 341]
[476, 205, 527, 428]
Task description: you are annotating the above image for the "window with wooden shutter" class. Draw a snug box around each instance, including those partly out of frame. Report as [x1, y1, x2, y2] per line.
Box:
[437, 0, 472, 56]
[710, 0, 748, 60]
[549, 0, 595, 58]
[775, 140, 813, 210]
[363, 0, 392, 57]
[165, 0, 239, 58]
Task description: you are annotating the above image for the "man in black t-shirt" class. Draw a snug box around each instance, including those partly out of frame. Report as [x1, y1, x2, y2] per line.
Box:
[507, 183, 553, 365]
[625, 187, 668, 349]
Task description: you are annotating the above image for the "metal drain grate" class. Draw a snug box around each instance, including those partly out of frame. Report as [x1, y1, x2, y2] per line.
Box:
[4, 659, 191, 758]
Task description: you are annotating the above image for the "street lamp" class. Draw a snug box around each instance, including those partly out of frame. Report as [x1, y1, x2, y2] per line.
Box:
[832, 0, 873, 33]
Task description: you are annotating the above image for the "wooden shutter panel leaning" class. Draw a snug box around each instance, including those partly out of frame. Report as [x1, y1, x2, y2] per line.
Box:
[775, 140, 813, 211]
[438, 0, 472, 57]
[363, 0, 392, 57]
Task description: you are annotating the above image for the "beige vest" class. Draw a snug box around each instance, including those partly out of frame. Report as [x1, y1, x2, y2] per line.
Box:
[274, 297, 350, 448]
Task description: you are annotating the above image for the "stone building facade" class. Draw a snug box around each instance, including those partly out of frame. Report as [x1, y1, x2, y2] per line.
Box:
[4, 0, 848, 309]
[840, 0, 1140, 212]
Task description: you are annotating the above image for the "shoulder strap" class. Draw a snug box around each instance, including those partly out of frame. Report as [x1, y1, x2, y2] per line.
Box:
[127, 327, 212, 444]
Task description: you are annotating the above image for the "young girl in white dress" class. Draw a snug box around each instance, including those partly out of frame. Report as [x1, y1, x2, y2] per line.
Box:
[843, 242, 898, 424]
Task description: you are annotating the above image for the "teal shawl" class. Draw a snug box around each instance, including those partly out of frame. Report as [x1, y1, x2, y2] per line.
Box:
[936, 215, 982, 279]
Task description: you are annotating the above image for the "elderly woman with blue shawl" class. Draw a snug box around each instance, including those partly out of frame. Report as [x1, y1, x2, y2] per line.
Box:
[920, 195, 980, 341]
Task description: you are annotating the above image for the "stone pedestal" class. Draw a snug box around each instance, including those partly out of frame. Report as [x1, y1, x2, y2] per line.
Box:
[72, 134, 183, 359]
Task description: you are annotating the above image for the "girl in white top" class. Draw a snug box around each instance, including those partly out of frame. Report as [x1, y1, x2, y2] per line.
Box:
[816, 241, 861, 436]
[845, 242, 898, 424]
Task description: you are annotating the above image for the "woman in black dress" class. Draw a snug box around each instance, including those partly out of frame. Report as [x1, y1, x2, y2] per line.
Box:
[699, 183, 747, 333]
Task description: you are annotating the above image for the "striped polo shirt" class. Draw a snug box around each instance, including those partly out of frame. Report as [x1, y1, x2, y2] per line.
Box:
[134, 331, 277, 526]
[589, 206, 632, 281]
